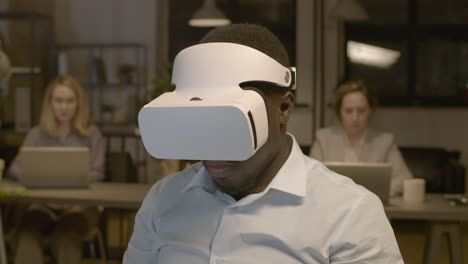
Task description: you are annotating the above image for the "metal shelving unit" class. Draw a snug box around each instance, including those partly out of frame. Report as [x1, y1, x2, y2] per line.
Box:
[55, 43, 149, 185]
[0, 11, 54, 129]
[55, 42, 147, 127]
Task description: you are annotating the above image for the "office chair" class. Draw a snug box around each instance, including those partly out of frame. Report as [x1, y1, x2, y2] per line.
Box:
[399, 147, 466, 193]
[83, 225, 107, 263]
[1, 208, 107, 264]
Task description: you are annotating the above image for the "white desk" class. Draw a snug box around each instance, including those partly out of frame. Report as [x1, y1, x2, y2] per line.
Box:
[386, 194, 468, 221]
[0, 182, 151, 209]
[385, 194, 468, 264]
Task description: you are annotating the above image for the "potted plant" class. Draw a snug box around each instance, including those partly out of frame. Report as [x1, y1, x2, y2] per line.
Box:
[0, 87, 12, 128]
[117, 64, 136, 84]
[0, 38, 12, 128]
[151, 62, 174, 100]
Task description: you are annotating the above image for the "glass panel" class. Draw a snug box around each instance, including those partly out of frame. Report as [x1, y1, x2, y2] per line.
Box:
[347, 40, 408, 99]
[359, 0, 407, 25]
[416, 38, 468, 105]
[418, 0, 468, 25]
[237, 0, 296, 64]
[169, 0, 296, 64]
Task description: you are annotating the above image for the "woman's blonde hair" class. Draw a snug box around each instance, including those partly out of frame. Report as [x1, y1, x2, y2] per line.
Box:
[40, 75, 91, 137]
[333, 80, 378, 119]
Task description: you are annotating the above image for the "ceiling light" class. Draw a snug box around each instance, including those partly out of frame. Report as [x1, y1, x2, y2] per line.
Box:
[347, 41, 400, 69]
[189, 0, 231, 27]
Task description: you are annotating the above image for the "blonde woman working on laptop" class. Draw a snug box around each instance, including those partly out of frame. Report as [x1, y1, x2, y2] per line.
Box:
[6, 75, 105, 264]
[309, 80, 412, 196]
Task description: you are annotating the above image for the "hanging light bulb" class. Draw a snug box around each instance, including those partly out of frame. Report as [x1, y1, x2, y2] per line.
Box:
[189, 0, 231, 27]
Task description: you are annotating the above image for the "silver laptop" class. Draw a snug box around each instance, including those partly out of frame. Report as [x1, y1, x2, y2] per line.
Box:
[323, 161, 392, 203]
[19, 147, 90, 188]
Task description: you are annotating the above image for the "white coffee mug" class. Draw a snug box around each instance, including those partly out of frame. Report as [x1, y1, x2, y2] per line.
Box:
[403, 178, 426, 203]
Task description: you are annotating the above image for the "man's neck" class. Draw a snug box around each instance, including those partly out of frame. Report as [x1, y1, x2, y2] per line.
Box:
[233, 135, 293, 201]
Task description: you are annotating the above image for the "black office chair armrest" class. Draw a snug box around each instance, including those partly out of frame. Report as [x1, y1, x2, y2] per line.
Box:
[447, 159, 466, 194]
[399, 147, 466, 194]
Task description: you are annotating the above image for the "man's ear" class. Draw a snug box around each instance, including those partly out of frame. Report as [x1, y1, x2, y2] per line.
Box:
[279, 91, 295, 125]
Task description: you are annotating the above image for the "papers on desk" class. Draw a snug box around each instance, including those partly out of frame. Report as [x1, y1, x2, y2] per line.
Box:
[0, 185, 27, 197]
[444, 194, 468, 206]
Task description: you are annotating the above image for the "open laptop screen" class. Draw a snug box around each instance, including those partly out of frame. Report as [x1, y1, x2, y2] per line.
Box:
[19, 147, 90, 188]
[323, 161, 392, 203]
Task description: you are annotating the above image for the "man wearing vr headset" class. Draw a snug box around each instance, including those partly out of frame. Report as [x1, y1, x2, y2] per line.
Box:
[124, 24, 402, 263]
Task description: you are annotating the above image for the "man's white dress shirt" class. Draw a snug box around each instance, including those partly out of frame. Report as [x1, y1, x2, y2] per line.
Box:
[124, 135, 403, 264]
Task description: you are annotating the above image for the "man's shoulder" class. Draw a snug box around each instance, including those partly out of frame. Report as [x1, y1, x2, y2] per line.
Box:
[304, 158, 378, 206]
[142, 162, 204, 213]
[153, 162, 203, 193]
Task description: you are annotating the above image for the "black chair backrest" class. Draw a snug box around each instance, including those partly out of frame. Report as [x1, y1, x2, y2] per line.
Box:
[0, 144, 19, 173]
[105, 152, 138, 183]
[399, 147, 465, 193]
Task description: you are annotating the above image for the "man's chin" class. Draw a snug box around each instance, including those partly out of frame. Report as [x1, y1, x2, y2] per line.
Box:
[213, 176, 258, 200]
[203, 161, 236, 180]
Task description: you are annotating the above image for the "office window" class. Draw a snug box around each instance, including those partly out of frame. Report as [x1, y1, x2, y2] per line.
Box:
[345, 0, 468, 106]
[168, 0, 296, 65]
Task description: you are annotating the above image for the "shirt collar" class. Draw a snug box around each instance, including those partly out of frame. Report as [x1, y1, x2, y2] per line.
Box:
[182, 134, 308, 198]
[266, 134, 307, 197]
[183, 163, 217, 193]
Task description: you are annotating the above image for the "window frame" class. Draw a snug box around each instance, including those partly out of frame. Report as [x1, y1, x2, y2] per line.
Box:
[345, 0, 468, 107]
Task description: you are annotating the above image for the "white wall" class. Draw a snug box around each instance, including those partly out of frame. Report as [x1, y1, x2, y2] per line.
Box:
[288, 0, 343, 148]
[54, 0, 156, 82]
[287, 0, 315, 147]
[52, 0, 158, 117]
[53, 0, 156, 51]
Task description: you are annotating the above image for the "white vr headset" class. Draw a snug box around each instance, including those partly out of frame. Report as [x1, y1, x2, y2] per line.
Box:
[139, 42, 296, 161]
